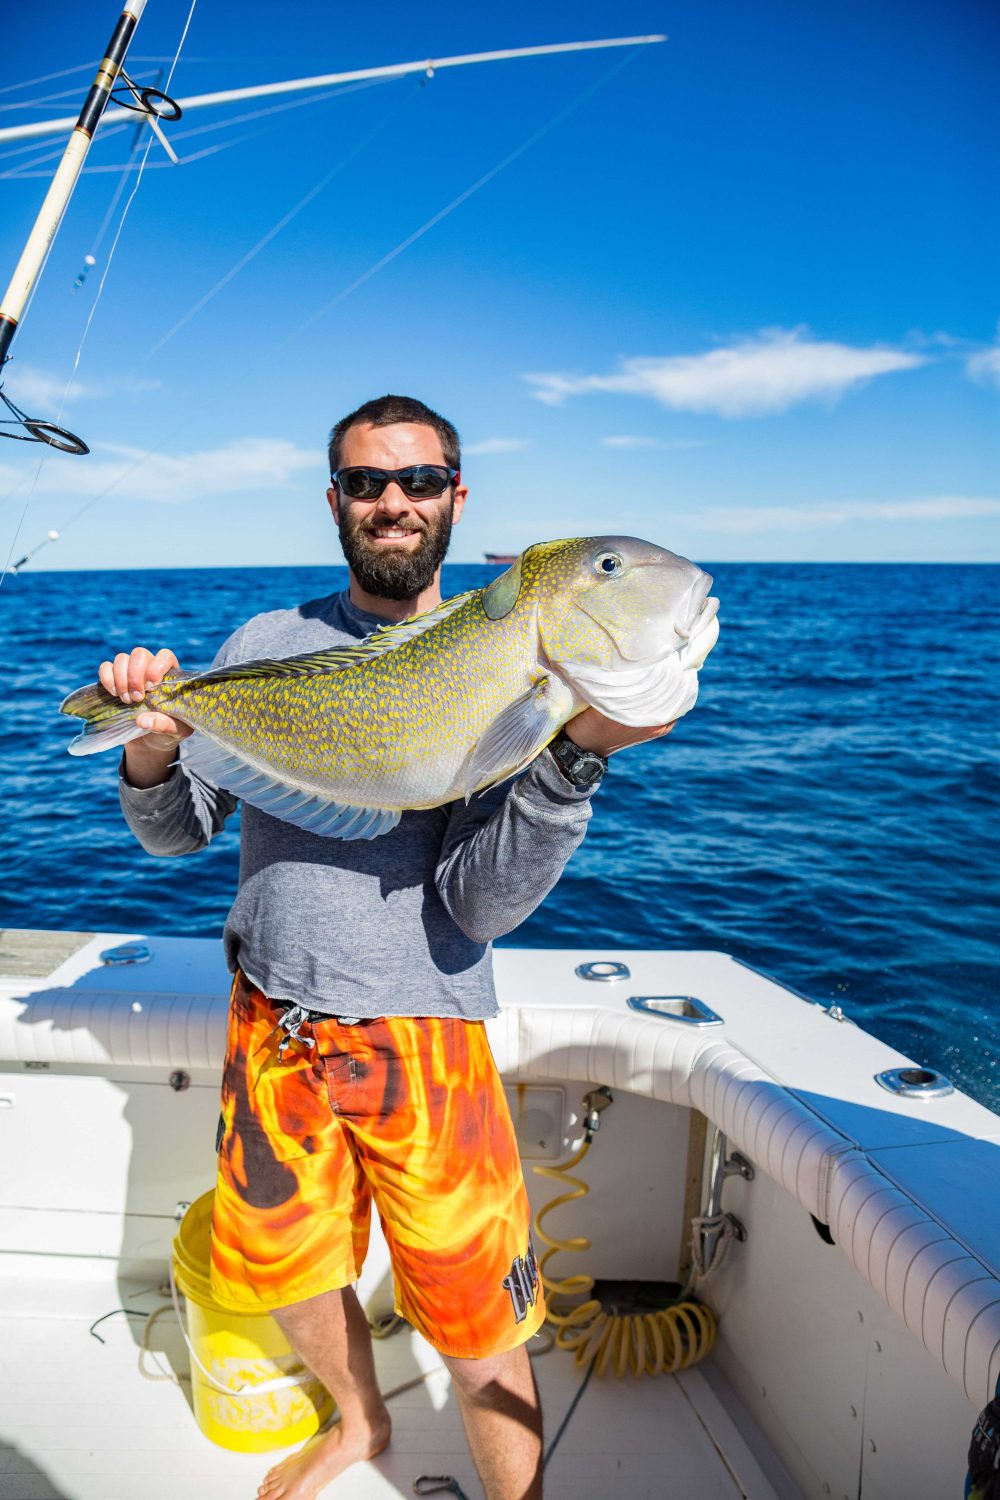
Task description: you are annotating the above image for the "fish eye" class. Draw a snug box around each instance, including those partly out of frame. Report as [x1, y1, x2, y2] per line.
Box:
[593, 551, 623, 576]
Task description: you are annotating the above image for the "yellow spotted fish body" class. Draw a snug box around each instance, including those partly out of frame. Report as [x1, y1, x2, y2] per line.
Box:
[61, 536, 719, 840]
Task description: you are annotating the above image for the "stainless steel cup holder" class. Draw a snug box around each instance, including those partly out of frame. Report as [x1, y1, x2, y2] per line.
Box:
[627, 995, 723, 1027]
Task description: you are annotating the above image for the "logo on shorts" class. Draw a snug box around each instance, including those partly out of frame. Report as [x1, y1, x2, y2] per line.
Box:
[502, 1236, 539, 1323]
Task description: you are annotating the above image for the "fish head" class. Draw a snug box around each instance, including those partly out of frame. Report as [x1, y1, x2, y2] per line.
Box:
[523, 535, 720, 726]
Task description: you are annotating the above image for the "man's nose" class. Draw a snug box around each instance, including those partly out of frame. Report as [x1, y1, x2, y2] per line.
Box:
[373, 481, 412, 518]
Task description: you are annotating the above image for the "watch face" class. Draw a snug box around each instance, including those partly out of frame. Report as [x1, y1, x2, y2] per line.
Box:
[553, 736, 605, 786]
[574, 753, 604, 785]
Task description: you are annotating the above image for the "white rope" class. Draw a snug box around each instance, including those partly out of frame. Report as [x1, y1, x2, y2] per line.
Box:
[684, 1212, 738, 1292]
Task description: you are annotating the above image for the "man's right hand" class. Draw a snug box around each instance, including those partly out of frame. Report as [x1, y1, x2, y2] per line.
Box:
[99, 647, 191, 788]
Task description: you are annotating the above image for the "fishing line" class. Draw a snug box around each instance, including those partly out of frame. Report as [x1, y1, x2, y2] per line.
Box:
[143, 75, 419, 361]
[142, 72, 399, 149]
[0, 87, 111, 113]
[0, 61, 99, 98]
[0, 73, 399, 178]
[0, 57, 209, 103]
[76, 134, 151, 285]
[0, 70, 160, 114]
[0, 122, 133, 169]
[277, 45, 642, 353]
[0, 0, 200, 588]
[3, 128, 259, 181]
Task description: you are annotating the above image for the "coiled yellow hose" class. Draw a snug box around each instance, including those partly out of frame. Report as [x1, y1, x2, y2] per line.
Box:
[533, 1137, 716, 1378]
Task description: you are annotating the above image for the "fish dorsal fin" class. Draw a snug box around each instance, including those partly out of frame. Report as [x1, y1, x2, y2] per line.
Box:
[194, 591, 473, 684]
[181, 735, 402, 840]
[462, 674, 575, 795]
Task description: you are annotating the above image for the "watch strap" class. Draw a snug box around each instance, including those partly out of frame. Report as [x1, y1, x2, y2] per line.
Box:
[549, 729, 608, 788]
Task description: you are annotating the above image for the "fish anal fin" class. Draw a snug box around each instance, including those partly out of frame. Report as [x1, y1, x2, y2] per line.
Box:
[181, 735, 401, 840]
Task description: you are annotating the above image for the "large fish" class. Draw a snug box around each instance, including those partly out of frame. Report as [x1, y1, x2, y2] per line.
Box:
[61, 536, 719, 840]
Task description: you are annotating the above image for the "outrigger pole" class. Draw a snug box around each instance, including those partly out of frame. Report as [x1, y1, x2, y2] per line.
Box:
[0, 0, 181, 455]
[0, 27, 665, 458]
[0, 36, 667, 144]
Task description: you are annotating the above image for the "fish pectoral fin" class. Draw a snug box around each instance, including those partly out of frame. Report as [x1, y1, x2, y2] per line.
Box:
[463, 677, 572, 795]
[181, 735, 401, 841]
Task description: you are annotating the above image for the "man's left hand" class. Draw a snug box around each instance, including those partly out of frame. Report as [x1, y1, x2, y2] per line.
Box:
[564, 707, 676, 757]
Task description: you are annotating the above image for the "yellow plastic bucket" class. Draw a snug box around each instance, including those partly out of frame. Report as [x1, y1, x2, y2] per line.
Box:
[172, 1190, 334, 1453]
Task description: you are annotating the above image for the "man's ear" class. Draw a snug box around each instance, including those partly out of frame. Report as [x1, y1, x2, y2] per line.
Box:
[451, 480, 468, 526]
[326, 486, 340, 524]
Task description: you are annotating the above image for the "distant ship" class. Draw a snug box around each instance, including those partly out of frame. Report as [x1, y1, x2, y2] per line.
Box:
[484, 552, 518, 565]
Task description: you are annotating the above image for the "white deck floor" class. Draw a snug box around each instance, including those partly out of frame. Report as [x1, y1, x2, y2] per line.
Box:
[0, 1275, 786, 1500]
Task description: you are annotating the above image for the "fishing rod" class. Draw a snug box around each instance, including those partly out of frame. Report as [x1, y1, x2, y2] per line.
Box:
[0, 0, 181, 457]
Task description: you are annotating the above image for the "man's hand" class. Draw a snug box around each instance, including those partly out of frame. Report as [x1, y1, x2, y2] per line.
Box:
[563, 707, 675, 757]
[99, 647, 191, 788]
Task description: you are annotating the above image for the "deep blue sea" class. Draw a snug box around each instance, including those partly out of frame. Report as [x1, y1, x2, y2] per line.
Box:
[2, 563, 997, 1109]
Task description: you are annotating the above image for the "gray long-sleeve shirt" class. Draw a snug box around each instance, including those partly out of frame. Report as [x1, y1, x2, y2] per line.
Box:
[118, 589, 599, 1019]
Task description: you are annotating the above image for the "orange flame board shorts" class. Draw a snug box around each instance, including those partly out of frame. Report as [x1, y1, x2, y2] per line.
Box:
[210, 973, 545, 1359]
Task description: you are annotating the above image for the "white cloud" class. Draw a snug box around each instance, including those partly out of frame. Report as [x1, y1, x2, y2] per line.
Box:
[4, 364, 160, 410]
[966, 346, 1000, 389]
[463, 437, 528, 456]
[601, 435, 708, 449]
[0, 437, 318, 505]
[700, 496, 1000, 534]
[524, 328, 925, 418]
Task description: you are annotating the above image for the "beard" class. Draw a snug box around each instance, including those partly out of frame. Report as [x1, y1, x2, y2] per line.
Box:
[337, 504, 454, 601]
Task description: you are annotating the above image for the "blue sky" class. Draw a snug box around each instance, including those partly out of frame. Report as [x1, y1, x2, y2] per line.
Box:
[0, 0, 997, 569]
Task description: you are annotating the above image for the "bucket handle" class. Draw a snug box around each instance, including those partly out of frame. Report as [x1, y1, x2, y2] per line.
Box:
[169, 1261, 315, 1397]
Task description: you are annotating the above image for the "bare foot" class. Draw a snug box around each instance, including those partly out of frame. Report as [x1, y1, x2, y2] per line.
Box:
[257, 1412, 391, 1499]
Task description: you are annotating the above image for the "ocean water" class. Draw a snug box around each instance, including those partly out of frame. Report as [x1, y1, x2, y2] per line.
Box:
[2, 562, 997, 1110]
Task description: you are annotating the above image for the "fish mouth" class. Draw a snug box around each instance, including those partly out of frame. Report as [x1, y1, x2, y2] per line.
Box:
[670, 568, 719, 669]
[673, 571, 713, 640]
[680, 597, 720, 668]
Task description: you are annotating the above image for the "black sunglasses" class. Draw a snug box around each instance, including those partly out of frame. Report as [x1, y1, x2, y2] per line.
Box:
[331, 465, 459, 500]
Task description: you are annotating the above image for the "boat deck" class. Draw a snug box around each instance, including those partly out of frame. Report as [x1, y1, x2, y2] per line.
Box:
[0, 1273, 788, 1500]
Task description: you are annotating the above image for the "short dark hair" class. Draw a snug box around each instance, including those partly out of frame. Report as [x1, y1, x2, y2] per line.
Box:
[328, 394, 461, 473]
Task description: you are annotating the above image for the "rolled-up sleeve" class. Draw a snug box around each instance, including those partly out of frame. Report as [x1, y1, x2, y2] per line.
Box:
[118, 762, 238, 857]
[434, 750, 599, 943]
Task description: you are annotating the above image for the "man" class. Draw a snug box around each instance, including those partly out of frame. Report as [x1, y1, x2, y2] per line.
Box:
[104, 395, 670, 1500]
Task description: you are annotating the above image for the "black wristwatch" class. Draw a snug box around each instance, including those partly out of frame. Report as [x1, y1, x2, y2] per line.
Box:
[549, 729, 608, 788]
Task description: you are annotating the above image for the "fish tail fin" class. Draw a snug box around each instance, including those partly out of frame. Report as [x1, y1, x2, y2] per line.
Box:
[60, 681, 149, 757]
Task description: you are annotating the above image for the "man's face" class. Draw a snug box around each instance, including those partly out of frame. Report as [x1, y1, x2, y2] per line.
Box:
[327, 422, 467, 601]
